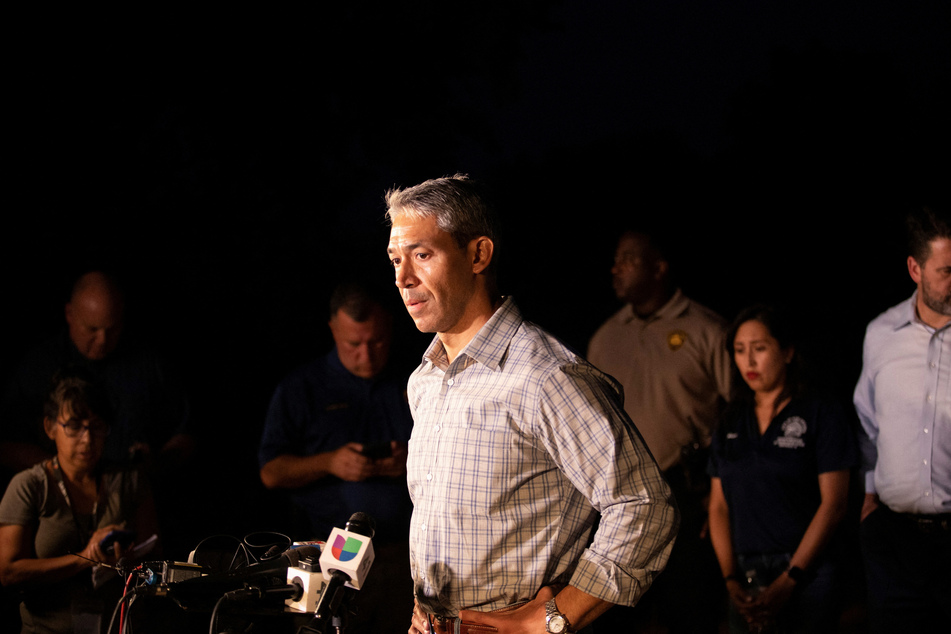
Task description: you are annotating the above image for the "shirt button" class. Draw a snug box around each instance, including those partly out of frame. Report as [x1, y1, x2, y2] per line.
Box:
[924, 428, 929, 434]
[924, 459, 929, 465]
[447, 378, 454, 386]
[420, 523, 427, 531]
[426, 473, 433, 481]
[434, 424, 441, 432]
[924, 491, 931, 496]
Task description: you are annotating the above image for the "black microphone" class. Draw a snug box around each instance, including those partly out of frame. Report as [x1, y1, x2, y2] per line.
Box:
[225, 581, 304, 601]
[219, 544, 320, 582]
[171, 544, 321, 604]
[224, 546, 323, 602]
[343, 512, 376, 540]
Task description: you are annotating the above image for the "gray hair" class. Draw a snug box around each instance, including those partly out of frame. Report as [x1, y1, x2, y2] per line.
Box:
[385, 174, 499, 249]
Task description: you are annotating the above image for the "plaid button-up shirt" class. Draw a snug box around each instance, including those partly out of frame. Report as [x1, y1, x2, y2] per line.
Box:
[407, 298, 677, 616]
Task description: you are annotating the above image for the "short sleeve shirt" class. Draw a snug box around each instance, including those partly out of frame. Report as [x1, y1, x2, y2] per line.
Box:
[709, 397, 857, 555]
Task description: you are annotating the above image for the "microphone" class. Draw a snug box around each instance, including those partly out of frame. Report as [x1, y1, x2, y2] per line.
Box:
[230, 547, 323, 604]
[311, 512, 376, 624]
[320, 512, 375, 590]
[225, 583, 303, 601]
[219, 543, 321, 583]
[247, 544, 321, 576]
[170, 543, 321, 606]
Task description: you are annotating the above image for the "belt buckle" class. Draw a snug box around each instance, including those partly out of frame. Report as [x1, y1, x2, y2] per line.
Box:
[429, 614, 460, 634]
[919, 516, 949, 533]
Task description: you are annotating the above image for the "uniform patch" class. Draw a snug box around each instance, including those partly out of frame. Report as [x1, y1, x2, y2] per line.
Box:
[774, 416, 807, 449]
[667, 330, 688, 351]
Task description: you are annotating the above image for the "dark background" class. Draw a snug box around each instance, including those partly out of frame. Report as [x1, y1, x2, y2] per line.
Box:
[2, 1, 948, 550]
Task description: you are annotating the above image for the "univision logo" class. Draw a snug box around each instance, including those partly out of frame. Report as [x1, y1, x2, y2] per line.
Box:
[330, 535, 364, 562]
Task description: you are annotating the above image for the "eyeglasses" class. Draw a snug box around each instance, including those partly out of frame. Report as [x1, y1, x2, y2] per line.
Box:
[57, 419, 110, 438]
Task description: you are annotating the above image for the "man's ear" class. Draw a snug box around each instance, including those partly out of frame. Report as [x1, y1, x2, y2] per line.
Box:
[470, 236, 495, 275]
[907, 255, 922, 285]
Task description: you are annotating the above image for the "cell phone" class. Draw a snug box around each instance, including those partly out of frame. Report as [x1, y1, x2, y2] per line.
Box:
[99, 529, 135, 553]
[361, 442, 392, 460]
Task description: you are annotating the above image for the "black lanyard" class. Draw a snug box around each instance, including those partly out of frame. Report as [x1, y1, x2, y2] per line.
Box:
[49, 456, 104, 549]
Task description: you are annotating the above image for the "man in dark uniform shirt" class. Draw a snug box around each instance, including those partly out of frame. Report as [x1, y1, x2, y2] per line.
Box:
[258, 282, 414, 634]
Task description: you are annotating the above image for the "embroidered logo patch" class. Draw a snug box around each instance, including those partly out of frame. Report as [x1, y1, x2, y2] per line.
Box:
[774, 416, 807, 449]
[667, 330, 687, 351]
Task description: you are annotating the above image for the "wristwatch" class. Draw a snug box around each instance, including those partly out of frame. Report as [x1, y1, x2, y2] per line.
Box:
[786, 565, 806, 584]
[545, 598, 570, 634]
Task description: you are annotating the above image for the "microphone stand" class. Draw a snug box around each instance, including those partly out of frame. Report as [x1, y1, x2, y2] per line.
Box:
[307, 569, 353, 633]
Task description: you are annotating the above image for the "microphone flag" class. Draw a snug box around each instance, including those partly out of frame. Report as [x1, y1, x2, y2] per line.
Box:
[318, 527, 375, 590]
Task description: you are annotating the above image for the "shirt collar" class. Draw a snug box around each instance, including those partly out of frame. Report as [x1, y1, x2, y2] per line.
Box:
[622, 288, 687, 323]
[900, 290, 951, 334]
[421, 297, 522, 372]
[892, 291, 918, 331]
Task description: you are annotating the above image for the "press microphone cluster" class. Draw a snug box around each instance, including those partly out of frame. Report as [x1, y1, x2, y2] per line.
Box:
[220, 511, 377, 621]
[104, 515, 377, 634]
[218, 542, 323, 604]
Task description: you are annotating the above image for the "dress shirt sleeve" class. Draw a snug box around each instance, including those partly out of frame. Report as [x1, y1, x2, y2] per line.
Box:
[534, 363, 678, 607]
[853, 334, 880, 494]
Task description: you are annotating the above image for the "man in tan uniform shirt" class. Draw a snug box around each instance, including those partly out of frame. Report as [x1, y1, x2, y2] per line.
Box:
[588, 230, 731, 633]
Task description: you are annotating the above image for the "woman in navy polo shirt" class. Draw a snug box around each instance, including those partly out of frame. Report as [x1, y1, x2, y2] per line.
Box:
[708, 305, 857, 633]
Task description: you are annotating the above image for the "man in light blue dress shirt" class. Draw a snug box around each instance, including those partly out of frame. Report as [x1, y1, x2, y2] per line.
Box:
[853, 205, 951, 632]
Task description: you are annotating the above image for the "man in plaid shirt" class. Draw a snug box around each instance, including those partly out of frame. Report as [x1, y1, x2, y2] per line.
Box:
[386, 175, 678, 634]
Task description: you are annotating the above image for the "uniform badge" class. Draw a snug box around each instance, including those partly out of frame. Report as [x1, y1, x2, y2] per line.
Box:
[667, 330, 687, 351]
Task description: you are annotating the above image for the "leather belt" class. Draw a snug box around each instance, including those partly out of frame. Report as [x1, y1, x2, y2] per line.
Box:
[883, 505, 951, 533]
[898, 512, 951, 533]
[427, 600, 529, 634]
[428, 615, 497, 634]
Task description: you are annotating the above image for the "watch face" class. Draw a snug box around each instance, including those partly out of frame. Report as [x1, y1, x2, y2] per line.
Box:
[548, 615, 567, 633]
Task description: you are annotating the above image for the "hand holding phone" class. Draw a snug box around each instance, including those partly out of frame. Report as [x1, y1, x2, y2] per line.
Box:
[360, 442, 393, 461]
[99, 529, 135, 555]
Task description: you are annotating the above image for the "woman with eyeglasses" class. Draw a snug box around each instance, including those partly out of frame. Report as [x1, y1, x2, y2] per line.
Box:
[0, 368, 158, 633]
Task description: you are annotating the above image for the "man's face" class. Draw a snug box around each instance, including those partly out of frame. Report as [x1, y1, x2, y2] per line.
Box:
[329, 309, 392, 379]
[911, 237, 951, 323]
[65, 290, 124, 361]
[611, 233, 659, 305]
[387, 214, 477, 335]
